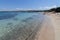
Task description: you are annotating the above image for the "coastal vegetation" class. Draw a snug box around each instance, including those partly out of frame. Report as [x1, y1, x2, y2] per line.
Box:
[55, 7, 60, 12]
[39, 7, 60, 13]
[0, 7, 60, 13]
[49, 7, 60, 13]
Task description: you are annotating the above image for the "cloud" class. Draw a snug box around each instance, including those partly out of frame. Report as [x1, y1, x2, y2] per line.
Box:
[39, 5, 57, 10]
[0, 5, 57, 11]
[16, 8, 35, 10]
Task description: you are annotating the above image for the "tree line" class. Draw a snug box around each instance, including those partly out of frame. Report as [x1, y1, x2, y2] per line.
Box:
[50, 7, 60, 13]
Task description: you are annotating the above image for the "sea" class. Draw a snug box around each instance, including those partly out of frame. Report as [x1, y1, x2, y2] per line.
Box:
[0, 12, 47, 39]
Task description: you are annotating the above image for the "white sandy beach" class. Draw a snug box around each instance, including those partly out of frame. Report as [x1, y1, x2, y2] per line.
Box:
[47, 13, 60, 40]
[0, 13, 60, 40]
[36, 13, 60, 40]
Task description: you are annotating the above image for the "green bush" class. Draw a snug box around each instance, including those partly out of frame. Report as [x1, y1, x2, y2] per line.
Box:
[55, 7, 60, 12]
[49, 7, 60, 12]
[50, 8, 56, 12]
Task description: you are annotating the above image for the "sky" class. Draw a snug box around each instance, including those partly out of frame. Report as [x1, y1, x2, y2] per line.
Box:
[0, 0, 59, 10]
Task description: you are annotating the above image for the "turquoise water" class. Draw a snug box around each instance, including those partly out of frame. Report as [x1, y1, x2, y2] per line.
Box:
[0, 12, 53, 40]
[0, 12, 50, 40]
[0, 12, 42, 37]
[0, 12, 39, 20]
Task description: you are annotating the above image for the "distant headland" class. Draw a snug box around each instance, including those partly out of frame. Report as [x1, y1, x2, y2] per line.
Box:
[41, 7, 60, 13]
[0, 7, 60, 13]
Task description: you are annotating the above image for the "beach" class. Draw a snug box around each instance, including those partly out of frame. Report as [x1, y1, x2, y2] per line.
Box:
[37, 12, 60, 40]
[24, 12, 60, 40]
[46, 13, 60, 40]
[0, 12, 60, 40]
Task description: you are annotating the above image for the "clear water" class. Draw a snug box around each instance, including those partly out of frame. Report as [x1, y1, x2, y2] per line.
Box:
[0, 12, 38, 36]
[0, 12, 45, 38]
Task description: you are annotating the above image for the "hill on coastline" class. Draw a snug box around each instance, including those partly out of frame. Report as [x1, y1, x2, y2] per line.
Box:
[49, 7, 60, 13]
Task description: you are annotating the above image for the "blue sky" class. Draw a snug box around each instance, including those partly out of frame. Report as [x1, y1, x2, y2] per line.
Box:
[0, 0, 59, 10]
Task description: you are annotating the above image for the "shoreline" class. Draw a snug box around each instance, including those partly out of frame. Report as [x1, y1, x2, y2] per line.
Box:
[43, 12, 60, 40]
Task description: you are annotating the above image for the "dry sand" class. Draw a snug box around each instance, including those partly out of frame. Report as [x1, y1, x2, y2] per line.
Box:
[36, 13, 60, 40]
[47, 13, 60, 40]
[34, 13, 55, 40]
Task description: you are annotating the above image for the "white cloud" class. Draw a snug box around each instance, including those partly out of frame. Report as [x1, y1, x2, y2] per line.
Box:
[0, 5, 57, 11]
[39, 5, 57, 10]
[16, 8, 21, 10]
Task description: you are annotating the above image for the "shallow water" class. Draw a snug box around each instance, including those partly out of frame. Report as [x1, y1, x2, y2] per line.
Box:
[0, 12, 48, 40]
